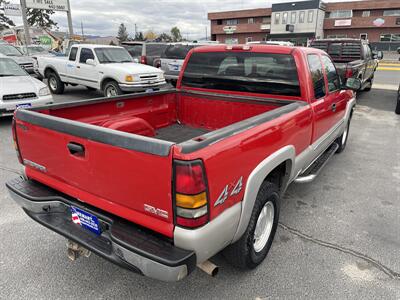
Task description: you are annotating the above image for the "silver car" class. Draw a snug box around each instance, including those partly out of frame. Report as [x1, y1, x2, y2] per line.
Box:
[0, 44, 36, 75]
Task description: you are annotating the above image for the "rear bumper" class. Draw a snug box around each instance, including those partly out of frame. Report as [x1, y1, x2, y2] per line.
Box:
[6, 177, 196, 282]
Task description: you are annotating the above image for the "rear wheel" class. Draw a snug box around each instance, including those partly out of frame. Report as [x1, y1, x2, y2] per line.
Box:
[336, 119, 351, 153]
[223, 181, 280, 269]
[103, 81, 122, 97]
[47, 72, 64, 94]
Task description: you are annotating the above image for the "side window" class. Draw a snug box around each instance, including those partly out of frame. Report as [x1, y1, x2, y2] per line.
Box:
[69, 47, 78, 61]
[307, 54, 326, 99]
[79, 48, 95, 64]
[321, 55, 340, 93]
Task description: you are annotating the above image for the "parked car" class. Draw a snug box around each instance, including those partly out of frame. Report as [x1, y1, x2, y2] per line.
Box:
[396, 84, 400, 115]
[0, 44, 36, 75]
[160, 43, 202, 85]
[121, 42, 168, 67]
[0, 57, 53, 117]
[36, 44, 167, 97]
[310, 39, 382, 91]
[7, 44, 359, 281]
[16, 45, 51, 56]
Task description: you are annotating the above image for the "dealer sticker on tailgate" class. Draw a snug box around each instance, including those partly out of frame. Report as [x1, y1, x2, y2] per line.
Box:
[71, 206, 101, 235]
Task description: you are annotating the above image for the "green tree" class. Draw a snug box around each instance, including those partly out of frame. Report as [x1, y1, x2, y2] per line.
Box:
[27, 9, 57, 29]
[158, 32, 172, 42]
[134, 31, 144, 41]
[170, 26, 182, 42]
[117, 23, 129, 44]
[0, 0, 15, 30]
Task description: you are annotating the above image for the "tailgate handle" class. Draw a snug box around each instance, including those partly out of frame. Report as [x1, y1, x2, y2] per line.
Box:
[67, 142, 85, 156]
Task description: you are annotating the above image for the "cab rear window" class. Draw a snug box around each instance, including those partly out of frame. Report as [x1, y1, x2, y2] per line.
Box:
[181, 52, 300, 97]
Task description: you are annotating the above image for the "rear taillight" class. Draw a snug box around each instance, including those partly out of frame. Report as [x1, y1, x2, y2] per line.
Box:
[140, 55, 147, 64]
[12, 116, 23, 164]
[174, 160, 209, 229]
[345, 68, 353, 79]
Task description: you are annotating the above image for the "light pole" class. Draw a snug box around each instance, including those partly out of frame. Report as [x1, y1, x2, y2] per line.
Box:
[67, 0, 74, 38]
[20, 0, 31, 45]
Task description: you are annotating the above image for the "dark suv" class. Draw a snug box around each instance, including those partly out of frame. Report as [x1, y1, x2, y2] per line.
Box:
[121, 42, 168, 67]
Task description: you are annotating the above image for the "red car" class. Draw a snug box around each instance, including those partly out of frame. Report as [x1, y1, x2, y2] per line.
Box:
[7, 44, 360, 281]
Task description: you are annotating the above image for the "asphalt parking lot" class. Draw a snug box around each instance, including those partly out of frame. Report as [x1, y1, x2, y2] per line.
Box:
[0, 69, 399, 299]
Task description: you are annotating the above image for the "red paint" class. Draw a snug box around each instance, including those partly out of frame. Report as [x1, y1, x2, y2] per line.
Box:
[14, 45, 354, 237]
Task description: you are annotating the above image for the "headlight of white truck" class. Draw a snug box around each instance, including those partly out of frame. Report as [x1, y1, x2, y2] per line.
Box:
[159, 73, 165, 80]
[39, 87, 51, 96]
[125, 75, 139, 82]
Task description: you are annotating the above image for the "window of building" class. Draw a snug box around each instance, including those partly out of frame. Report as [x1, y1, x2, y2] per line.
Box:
[248, 18, 254, 24]
[245, 37, 253, 43]
[329, 10, 353, 18]
[362, 10, 370, 17]
[321, 56, 340, 93]
[307, 54, 325, 99]
[282, 12, 288, 24]
[383, 10, 400, 16]
[291, 12, 296, 24]
[217, 19, 222, 25]
[226, 19, 238, 25]
[308, 10, 314, 23]
[225, 38, 239, 44]
[262, 17, 271, 24]
[380, 33, 400, 41]
[299, 11, 305, 23]
[275, 13, 280, 24]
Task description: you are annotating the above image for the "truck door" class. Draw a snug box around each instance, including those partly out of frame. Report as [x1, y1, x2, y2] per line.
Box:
[65, 46, 79, 84]
[321, 55, 347, 128]
[75, 48, 99, 88]
[307, 54, 331, 144]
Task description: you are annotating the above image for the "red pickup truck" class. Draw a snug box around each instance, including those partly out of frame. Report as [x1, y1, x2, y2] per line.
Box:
[7, 44, 360, 281]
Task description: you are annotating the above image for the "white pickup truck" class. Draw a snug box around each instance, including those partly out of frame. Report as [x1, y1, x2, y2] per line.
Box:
[37, 44, 167, 97]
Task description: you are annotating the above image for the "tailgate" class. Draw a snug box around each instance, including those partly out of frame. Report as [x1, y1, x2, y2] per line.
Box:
[15, 109, 176, 237]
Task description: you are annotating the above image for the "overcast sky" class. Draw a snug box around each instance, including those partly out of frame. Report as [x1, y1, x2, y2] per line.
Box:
[9, 0, 359, 39]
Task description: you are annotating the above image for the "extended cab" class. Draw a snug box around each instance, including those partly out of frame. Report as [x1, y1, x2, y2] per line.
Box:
[310, 39, 382, 91]
[36, 44, 167, 97]
[7, 45, 360, 281]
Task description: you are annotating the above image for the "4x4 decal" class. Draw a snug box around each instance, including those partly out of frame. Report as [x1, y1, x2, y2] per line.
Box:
[214, 176, 243, 207]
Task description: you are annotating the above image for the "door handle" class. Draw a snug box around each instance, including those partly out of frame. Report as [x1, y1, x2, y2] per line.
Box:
[67, 142, 85, 156]
[331, 103, 337, 112]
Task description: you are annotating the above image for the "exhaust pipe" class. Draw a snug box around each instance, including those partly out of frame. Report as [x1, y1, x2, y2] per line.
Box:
[197, 260, 219, 277]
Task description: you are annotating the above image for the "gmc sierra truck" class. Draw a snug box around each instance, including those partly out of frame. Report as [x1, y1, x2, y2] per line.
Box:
[310, 39, 382, 91]
[7, 44, 360, 282]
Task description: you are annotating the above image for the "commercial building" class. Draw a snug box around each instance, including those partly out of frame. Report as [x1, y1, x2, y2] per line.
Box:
[208, 0, 400, 50]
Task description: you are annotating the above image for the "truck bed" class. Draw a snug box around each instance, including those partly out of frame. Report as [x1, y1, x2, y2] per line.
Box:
[155, 124, 210, 143]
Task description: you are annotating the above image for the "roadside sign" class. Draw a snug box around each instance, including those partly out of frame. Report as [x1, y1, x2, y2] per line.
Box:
[39, 35, 52, 45]
[25, 0, 69, 11]
[4, 4, 22, 16]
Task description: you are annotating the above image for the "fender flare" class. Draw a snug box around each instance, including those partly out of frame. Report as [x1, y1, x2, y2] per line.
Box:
[231, 145, 296, 243]
[100, 76, 120, 90]
[43, 65, 59, 78]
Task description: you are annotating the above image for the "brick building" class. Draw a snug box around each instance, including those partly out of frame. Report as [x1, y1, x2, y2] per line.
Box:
[208, 0, 400, 50]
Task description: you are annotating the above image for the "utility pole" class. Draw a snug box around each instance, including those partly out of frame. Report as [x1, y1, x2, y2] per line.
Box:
[134, 24, 137, 38]
[20, 0, 31, 45]
[205, 26, 208, 40]
[81, 21, 84, 41]
[67, 0, 74, 38]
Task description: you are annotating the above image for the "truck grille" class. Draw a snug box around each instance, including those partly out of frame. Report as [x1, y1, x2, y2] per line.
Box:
[3, 93, 37, 101]
[139, 74, 159, 82]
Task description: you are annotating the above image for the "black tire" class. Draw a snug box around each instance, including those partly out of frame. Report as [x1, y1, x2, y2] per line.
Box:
[103, 81, 123, 97]
[363, 76, 373, 92]
[335, 119, 351, 154]
[47, 72, 64, 94]
[86, 86, 97, 91]
[223, 181, 280, 269]
[395, 90, 400, 115]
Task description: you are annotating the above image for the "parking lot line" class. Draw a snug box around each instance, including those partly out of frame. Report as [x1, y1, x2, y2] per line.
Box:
[376, 67, 400, 71]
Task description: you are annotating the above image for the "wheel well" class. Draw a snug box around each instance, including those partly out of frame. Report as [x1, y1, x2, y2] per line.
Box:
[44, 67, 58, 78]
[264, 160, 292, 194]
[101, 78, 117, 90]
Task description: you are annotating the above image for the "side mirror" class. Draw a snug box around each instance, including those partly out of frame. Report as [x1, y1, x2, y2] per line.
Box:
[345, 78, 362, 91]
[86, 59, 96, 66]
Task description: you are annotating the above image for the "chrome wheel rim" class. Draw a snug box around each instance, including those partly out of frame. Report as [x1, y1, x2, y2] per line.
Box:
[106, 86, 117, 97]
[253, 201, 275, 253]
[342, 124, 348, 145]
[49, 77, 57, 90]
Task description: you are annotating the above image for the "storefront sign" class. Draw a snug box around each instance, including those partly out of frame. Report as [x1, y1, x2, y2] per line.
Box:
[223, 26, 237, 34]
[373, 18, 385, 27]
[334, 19, 352, 27]
[39, 35, 52, 45]
[4, 4, 21, 16]
[25, 0, 69, 11]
